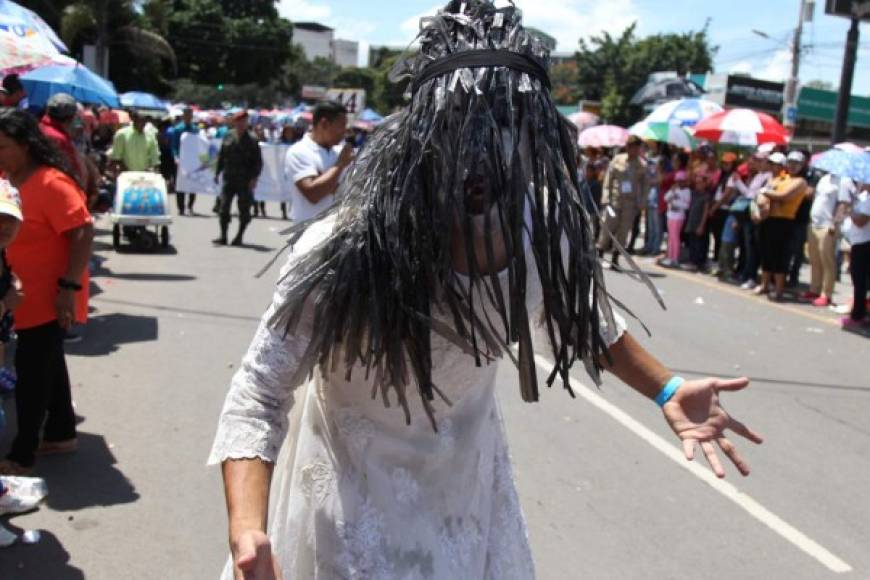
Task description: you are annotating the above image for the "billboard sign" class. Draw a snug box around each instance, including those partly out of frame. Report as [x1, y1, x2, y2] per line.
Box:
[825, 0, 870, 20]
[725, 76, 785, 115]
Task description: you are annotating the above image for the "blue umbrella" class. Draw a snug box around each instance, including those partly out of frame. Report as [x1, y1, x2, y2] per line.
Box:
[21, 63, 119, 107]
[358, 108, 384, 124]
[0, 0, 67, 53]
[120, 91, 169, 112]
[811, 149, 870, 183]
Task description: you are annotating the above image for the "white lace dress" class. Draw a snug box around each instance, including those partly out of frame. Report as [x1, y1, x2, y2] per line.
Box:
[209, 217, 625, 579]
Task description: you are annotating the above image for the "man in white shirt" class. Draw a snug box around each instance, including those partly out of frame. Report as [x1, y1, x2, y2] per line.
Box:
[842, 187, 870, 330]
[803, 172, 855, 306]
[284, 101, 354, 223]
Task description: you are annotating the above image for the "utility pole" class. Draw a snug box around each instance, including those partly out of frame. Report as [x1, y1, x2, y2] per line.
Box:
[832, 10, 864, 144]
[783, 0, 808, 131]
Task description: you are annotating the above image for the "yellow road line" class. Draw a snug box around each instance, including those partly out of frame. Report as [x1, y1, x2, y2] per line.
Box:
[647, 262, 840, 328]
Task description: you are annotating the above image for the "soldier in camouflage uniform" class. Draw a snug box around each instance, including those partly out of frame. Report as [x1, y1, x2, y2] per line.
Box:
[213, 111, 264, 246]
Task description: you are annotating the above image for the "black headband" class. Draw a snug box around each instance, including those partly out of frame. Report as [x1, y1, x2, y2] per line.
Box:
[411, 49, 551, 94]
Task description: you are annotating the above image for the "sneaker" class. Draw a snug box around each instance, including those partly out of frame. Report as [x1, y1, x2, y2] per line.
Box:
[681, 263, 698, 272]
[811, 296, 830, 307]
[0, 476, 47, 515]
[212, 237, 228, 246]
[800, 291, 820, 301]
[740, 280, 757, 290]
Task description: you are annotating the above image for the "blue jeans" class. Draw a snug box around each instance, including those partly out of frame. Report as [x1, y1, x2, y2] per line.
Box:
[644, 207, 663, 254]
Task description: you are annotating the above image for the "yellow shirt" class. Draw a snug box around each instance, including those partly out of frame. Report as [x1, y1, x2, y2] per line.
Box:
[768, 174, 807, 220]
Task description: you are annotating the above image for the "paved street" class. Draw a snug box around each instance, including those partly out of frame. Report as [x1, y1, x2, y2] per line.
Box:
[1, 203, 868, 580]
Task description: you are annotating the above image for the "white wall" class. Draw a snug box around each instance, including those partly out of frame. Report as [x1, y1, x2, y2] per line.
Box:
[294, 27, 333, 61]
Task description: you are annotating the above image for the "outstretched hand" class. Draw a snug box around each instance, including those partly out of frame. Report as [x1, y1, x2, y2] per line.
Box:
[662, 377, 763, 478]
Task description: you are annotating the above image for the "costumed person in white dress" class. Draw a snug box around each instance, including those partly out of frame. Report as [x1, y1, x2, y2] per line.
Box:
[210, 2, 764, 578]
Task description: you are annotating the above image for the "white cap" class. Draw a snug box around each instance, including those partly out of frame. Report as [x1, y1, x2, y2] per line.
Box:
[787, 151, 806, 164]
[768, 152, 787, 166]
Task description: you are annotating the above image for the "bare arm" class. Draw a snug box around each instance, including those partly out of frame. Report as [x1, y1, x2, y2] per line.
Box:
[222, 459, 273, 545]
[296, 145, 353, 205]
[55, 223, 94, 329]
[602, 332, 671, 400]
[63, 223, 94, 283]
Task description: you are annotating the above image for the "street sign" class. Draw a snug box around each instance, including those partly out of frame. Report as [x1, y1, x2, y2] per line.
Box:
[325, 88, 366, 115]
[301, 85, 328, 100]
[784, 105, 799, 127]
[825, 0, 870, 20]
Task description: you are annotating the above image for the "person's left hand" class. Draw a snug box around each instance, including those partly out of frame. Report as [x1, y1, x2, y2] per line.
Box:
[2, 275, 24, 312]
[55, 289, 76, 330]
[695, 226, 705, 236]
[662, 377, 763, 478]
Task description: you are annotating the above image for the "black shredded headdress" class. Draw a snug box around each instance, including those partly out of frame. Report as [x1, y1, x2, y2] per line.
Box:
[268, 0, 646, 428]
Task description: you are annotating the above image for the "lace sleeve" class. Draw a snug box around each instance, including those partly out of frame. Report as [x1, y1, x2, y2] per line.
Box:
[208, 219, 335, 466]
[207, 280, 315, 465]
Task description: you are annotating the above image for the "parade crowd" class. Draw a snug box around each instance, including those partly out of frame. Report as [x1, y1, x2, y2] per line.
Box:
[0, 60, 869, 550]
[583, 137, 870, 330]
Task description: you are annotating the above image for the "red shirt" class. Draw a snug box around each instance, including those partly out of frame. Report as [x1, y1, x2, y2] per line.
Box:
[40, 116, 83, 186]
[7, 167, 92, 330]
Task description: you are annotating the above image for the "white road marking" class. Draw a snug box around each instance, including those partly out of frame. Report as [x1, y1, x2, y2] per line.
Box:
[534, 354, 854, 575]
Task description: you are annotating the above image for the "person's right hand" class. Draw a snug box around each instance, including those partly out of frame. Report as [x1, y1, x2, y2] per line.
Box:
[337, 143, 355, 169]
[232, 530, 282, 580]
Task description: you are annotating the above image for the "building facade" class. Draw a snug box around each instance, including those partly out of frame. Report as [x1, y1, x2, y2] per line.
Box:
[293, 22, 359, 67]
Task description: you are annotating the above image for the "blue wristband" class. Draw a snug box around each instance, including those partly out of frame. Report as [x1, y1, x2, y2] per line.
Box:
[655, 376, 684, 407]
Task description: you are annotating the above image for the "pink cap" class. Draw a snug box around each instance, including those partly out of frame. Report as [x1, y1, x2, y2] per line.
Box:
[675, 170, 688, 181]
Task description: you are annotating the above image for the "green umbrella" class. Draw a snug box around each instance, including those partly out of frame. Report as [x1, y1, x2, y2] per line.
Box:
[629, 121, 696, 150]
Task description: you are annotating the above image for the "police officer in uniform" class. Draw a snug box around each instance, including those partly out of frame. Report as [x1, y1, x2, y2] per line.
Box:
[597, 135, 648, 269]
[213, 111, 263, 246]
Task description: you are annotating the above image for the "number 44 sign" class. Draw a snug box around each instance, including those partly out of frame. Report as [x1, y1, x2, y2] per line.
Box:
[325, 88, 367, 115]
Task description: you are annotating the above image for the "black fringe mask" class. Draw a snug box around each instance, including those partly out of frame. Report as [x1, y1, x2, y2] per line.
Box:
[267, 0, 647, 429]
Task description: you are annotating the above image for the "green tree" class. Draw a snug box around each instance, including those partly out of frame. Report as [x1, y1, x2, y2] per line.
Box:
[550, 61, 581, 106]
[58, 0, 176, 94]
[573, 23, 716, 125]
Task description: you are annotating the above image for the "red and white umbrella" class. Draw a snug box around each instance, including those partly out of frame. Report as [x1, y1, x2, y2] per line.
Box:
[692, 108, 789, 146]
[568, 111, 599, 132]
[578, 125, 629, 148]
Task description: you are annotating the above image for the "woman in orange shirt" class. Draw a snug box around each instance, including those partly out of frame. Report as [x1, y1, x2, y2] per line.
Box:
[0, 110, 94, 475]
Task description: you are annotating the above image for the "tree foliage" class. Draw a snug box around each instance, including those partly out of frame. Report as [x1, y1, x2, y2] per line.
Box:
[567, 23, 717, 125]
[165, 0, 294, 87]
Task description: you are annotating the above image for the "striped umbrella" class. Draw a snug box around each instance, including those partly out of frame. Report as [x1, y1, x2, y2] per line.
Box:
[629, 121, 696, 150]
[577, 125, 629, 148]
[692, 109, 789, 146]
[645, 98, 724, 127]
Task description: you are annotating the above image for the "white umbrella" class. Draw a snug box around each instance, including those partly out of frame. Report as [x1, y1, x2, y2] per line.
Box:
[645, 98, 724, 127]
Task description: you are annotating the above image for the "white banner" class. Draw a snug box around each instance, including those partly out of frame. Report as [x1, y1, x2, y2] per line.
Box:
[176, 133, 293, 202]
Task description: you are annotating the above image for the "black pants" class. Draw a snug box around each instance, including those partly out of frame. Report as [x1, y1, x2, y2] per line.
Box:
[219, 188, 253, 235]
[8, 321, 76, 467]
[176, 192, 196, 212]
[708, 209, 729, 263]
[850, 241, 869, 322]
[760, 218, 795, 274]
[686, 231, 707, 268]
